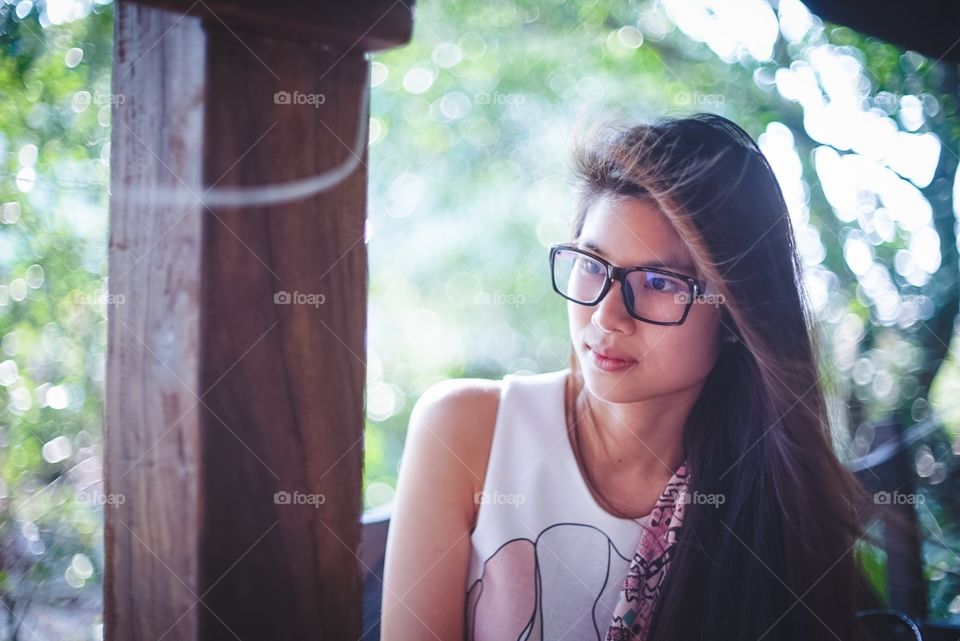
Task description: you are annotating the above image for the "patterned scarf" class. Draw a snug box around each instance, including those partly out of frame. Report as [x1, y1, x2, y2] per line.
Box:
[605, 461, 690, 641]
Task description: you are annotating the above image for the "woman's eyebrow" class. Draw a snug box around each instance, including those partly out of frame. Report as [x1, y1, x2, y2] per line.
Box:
[579, 240, 695, 272]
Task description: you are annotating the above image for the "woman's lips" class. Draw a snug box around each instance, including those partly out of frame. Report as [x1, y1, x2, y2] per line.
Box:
[587, 345, 637, 372]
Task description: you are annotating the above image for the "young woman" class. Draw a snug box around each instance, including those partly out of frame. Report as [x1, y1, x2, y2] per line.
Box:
[381, 113, 888, 640]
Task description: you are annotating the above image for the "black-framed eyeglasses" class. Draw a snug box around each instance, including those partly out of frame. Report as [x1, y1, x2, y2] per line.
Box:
[549, 243, 703, 326]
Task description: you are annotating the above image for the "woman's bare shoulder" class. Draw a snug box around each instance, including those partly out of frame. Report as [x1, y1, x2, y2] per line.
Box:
[415, 376, 501, 415]
[409, 377, 502, 503]
[382, 377, 502, 639]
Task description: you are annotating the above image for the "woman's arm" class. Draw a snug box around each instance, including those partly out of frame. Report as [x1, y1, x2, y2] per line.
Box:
[380, 379, 499, 640]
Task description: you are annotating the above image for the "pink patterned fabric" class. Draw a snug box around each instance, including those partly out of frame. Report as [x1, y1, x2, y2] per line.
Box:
[605, 461, 690, 641]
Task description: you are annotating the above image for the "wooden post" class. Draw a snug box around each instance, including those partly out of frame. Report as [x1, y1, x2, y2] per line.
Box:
[853, 415, 928, 619]
[105, 2, 412, 639]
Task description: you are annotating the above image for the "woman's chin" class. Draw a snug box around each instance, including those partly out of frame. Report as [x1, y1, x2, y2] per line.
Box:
[581, 370, 641, 402]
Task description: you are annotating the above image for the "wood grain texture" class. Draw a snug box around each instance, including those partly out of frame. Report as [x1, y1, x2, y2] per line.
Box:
[198, 23, 368, 641]
[106, 4, 206, 640]
[123, 0, 413, 51]
[107, 2, 375, 639]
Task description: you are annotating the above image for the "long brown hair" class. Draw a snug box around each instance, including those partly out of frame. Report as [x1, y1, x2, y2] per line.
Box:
[562, 113, 890, 640]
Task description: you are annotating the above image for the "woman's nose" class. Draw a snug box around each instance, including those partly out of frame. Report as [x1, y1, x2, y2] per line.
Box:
[591, 280, 634, 334]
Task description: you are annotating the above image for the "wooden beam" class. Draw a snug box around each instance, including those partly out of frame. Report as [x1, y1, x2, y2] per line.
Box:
[105, 0, 408, 638]
[853, 416, 928, 620]
[803, 0, 960, 64]
[123, 0, 413, 51]
[105, 7, 206, 639]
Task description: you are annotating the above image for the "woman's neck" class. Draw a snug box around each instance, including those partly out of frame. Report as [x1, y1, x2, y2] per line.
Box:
[569, 381, 696, 516]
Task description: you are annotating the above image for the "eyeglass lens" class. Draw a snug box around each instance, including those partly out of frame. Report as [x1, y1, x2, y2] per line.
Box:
[552, 248, 691, 323]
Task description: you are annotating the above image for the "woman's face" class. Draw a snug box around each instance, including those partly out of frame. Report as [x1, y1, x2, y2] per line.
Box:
[569, 195, 725, 403]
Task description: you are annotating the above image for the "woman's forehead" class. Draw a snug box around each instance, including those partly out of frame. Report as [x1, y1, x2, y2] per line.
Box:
[579, 196, 695, 271]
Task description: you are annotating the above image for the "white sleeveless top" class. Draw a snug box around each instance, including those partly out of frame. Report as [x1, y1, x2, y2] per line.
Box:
[463, 368, 652, 641]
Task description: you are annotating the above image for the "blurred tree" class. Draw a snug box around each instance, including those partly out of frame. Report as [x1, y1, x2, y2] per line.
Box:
[1, 0, 113, 637]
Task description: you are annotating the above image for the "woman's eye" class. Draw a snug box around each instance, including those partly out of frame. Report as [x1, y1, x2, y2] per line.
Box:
[647, 276, 681, 293]
[578, 259, 603, 275]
